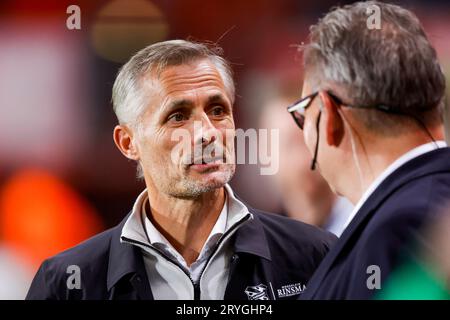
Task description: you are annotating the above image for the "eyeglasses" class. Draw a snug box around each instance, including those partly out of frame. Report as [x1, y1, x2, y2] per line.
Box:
[287, 91, 400, 130]
[287, 91, 322, 170]
[286, 90, 437, 170]
[287, 92, 319, 130]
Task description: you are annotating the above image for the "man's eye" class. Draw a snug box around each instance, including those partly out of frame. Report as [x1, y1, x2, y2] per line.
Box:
[211, 106, 225, 116]
[168, 112, 186, 122]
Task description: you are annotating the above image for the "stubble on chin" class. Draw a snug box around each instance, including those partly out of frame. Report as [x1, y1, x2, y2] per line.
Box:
[167, 164, 235, 199]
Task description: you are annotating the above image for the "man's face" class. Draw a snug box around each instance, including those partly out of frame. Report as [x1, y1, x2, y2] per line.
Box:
[301, 79, 343, 195]
[134, 59, 235, 198]
[301, 80, 321, 163]
[301, 80, 334, 190]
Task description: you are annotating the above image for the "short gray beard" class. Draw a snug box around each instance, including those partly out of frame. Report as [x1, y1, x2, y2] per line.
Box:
[167, 165, 234, 199]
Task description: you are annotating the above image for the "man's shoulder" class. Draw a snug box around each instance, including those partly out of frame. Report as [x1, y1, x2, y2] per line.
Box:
[26, 225, 121, 300]
[250, 208, 337, 255]
[341, 166, 450, 287]
[360, 148, 450, 233]
[43, 226, 117, 272]
[374, 167, 450, 225]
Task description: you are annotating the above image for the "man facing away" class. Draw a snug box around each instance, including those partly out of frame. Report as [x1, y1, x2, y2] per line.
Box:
[286, 1, 450, 299]
[26, 40, 336, 300]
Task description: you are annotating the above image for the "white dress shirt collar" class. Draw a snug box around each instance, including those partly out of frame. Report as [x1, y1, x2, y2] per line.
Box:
[322, 196, 354, 237]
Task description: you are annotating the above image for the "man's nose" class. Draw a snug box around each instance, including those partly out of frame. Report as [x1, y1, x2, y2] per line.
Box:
[194, 113, 218, 146]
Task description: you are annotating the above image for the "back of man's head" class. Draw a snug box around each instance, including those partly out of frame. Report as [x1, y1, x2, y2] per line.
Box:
[303, 1, 446, 134]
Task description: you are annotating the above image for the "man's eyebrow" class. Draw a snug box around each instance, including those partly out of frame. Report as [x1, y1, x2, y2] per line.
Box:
[207, 94, 229, 105]
[165, 99, 193, 111]
[162, 94, 230, 114]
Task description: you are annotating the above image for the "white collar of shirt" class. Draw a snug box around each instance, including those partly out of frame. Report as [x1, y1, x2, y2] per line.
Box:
[141, 192, 228, 272]
[120, 183, 251, 282]
[343, 140, 447, 230]
[323, 196, 354, 237]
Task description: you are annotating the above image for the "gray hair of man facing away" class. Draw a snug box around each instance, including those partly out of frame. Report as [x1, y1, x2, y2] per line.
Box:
[111, 40, 235, 178]
[302, 1, 446, 135]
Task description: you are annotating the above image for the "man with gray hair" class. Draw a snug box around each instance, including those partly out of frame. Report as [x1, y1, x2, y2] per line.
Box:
[287, 1, 450, 299]
[26, 40, 336, 300]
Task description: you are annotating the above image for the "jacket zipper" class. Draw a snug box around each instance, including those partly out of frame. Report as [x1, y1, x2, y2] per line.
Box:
[120, 236, 198, 295]
[120, 213, 251, 300]
[194, 214, 251, 291]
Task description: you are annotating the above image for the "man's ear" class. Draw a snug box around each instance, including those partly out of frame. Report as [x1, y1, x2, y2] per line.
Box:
[319, 92, 344, 147]
[113, 125, 140, 161]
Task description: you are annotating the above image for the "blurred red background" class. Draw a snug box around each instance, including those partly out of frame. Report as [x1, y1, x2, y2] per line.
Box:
[0, 0, 449, 298]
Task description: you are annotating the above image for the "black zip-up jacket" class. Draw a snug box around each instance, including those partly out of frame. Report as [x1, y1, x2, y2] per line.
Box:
[26, 205, 337, 300]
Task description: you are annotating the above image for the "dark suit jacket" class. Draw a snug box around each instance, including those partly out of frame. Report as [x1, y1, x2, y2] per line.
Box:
[300, 147, 450, 300]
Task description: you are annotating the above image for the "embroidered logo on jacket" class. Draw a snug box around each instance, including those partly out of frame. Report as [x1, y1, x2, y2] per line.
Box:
[244, 284, 270, 300]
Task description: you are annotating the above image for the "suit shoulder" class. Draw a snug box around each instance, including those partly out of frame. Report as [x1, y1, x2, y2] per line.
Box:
[375, 172, 450, 227]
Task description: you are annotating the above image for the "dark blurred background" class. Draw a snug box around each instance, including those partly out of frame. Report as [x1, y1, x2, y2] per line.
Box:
[0, 0, 449, 298]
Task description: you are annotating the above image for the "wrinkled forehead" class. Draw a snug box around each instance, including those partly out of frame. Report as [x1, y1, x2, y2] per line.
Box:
[140, 59, 231, 114]
[159, 60, 227, 94]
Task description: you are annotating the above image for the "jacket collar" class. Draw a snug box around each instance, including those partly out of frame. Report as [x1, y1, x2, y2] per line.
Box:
[304, 147, 450, 298]
[106, 212, 150, 292]
[231, 208, 272, 261]
[106, 199, 272, 293]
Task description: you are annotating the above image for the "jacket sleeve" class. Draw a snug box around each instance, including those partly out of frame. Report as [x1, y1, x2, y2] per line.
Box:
[26, 259, 57, 300]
